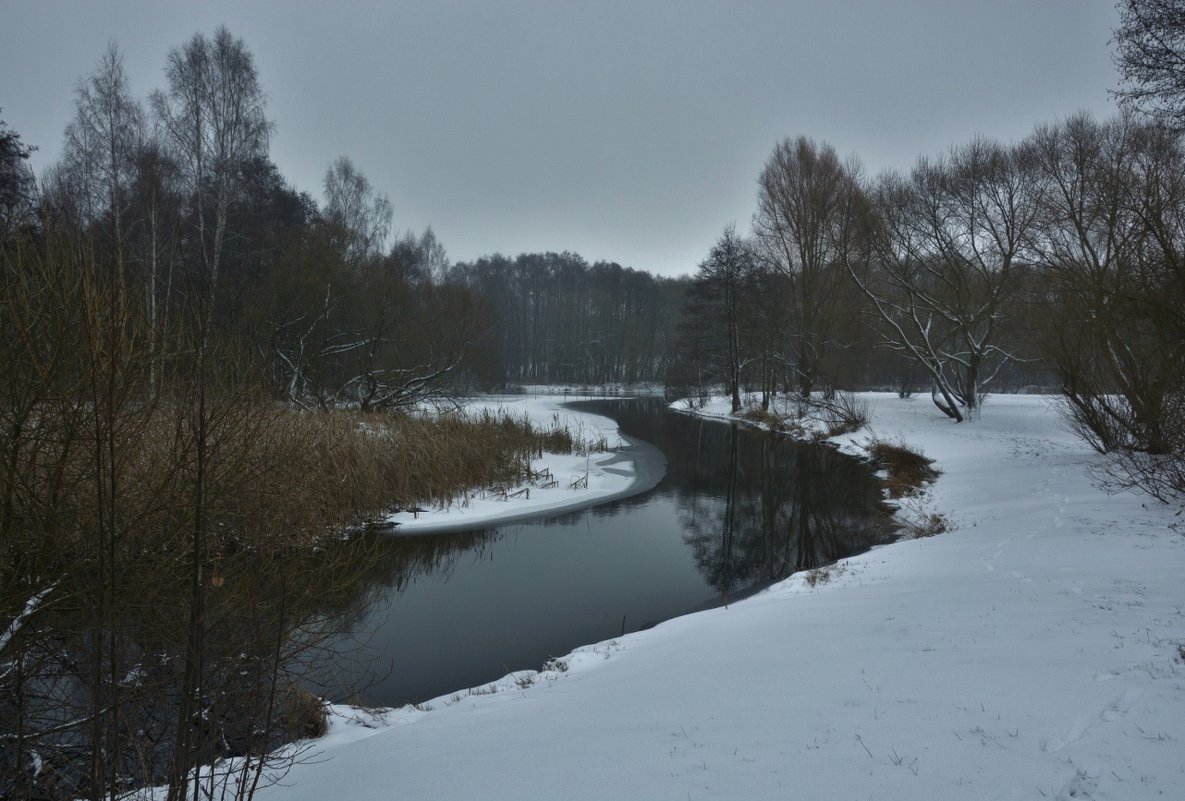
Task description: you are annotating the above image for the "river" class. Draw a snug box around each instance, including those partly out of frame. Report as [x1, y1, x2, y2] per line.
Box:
[317, 398, 892, 707]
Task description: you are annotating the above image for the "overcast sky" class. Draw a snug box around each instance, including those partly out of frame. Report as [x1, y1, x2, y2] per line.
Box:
[2, 0, 1121, 276]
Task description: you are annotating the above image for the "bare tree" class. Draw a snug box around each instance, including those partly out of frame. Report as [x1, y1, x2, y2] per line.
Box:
[129, 141, 184, 395]
[151, 26, 271, 317]
[688, 226, 754, 412]
[1113, 0, 1185, 130]
[846, 138, 1039, 420]
[339, 261, 480, 411]
[150, 28, 272, 801]
[739, 258, 792, 411]
[1029, 113, 1185, 498]
[418, 225, 450, 284]
[261, 229, 362, 408]
[322, 156, 392, 266]
[1027, 114, 1144, 446]
[62, 42, 144, 259]
[754, 137, 863, 397]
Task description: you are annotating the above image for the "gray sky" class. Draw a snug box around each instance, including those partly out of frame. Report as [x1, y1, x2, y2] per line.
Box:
[2, 0, 1121, 276]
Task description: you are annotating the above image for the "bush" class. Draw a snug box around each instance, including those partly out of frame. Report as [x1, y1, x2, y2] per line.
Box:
[822, 392, 871, 437]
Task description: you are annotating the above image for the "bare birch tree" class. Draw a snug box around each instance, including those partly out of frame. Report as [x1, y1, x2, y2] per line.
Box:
[62, 42, 144, 260]
[150, 28, 271, 801]
[322, 156, 392, 267]
[151, 26, 271, 318]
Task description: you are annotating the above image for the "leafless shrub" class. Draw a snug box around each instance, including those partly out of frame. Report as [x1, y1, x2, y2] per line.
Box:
[783, 391, 870, 438]
[821, 391, 871, 437]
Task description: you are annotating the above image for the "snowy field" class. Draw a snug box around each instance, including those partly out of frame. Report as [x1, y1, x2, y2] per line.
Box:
[257, 392, 1184, 800]
[384, 395, 663, 533]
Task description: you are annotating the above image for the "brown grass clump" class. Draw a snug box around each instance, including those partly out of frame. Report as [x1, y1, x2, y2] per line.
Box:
[741, 392, 869, 439]
[741, 408, 789, 431]
[906, 511, 951, 538]
[277, 686, 329, 741]
[803, 561, 849, 588]
[867, 439, 940, 498]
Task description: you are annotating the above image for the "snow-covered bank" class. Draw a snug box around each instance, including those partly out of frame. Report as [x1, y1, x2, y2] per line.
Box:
[259, 393, 1184, 800]
[383, 395, 665, 533]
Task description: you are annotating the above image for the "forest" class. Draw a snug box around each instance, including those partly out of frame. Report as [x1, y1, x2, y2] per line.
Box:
[2, 2, 1185, 798]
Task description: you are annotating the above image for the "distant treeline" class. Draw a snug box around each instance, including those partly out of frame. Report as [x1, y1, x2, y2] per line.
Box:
[452, 252, 689, 386]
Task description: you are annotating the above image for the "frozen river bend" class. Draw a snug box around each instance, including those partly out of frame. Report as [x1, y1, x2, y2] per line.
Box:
[265, 393, 1185, 801]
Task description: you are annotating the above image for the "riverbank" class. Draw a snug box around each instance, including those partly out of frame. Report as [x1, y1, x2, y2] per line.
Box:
[382, 395, 666, 533]
[258, 392, 1184, 800]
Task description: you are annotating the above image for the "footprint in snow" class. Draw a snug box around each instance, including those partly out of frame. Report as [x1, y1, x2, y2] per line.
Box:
[1041, 712, 1092, 752]
[1100, 687, 1142, 722]
[1054, 767, 1099, 800]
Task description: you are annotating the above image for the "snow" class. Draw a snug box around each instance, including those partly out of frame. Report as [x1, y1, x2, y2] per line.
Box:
[382, 395, 664, 533]
[0, 583, 55, 655]
[254, 392, 1185, 800]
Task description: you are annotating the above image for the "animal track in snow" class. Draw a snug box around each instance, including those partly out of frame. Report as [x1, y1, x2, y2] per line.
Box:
[1054, 767, 1098, 800]
[1042, 712, 1093, 752]
[1041, 687, 1143, 753]
[1100, 687, 1142, 722]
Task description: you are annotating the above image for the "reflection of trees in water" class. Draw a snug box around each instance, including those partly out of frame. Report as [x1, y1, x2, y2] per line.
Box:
[307, 527, 502, 698]
[574, 399, 889, 597]
[0, 524, 508, 800]
[330, 528, 501, 625]
[1, 535, 405, 799]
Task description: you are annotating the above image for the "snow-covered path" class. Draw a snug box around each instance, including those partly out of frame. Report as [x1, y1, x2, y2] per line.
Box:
[261, 393, 1185, 800]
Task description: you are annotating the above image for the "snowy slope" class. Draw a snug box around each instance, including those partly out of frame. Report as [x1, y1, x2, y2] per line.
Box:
[256, 393, 1185, 801]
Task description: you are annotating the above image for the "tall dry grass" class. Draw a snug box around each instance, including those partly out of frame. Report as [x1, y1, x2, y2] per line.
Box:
[16, 399, 583, 558]
[246, 407, 578, 543]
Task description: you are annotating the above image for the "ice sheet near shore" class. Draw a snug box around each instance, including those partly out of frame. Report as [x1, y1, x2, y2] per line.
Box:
[254, 392, 1184, 801]
[382, 395, 663, 533]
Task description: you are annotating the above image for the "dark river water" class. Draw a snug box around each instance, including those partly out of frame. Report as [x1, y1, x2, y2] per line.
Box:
[317, 398, 891, 707]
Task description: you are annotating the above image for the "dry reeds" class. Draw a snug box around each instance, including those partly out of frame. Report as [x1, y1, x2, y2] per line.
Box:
[867, 439, 940, 498]
[266, 407, 578, 537]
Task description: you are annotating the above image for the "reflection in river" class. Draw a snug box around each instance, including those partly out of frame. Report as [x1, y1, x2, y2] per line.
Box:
[593, 399, 890, 597]
[321, 398, 892, 707]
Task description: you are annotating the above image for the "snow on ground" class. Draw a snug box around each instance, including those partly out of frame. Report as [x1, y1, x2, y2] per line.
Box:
[257, 392, 1185, 800]
[384, 395, 664, 533]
